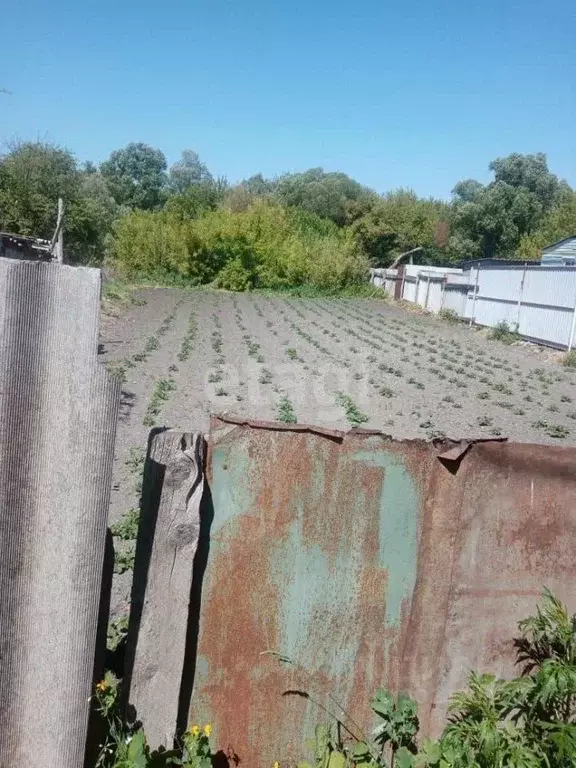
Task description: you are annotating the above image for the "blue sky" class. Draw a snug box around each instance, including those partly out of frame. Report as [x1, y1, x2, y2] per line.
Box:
[1, 0, 575, 198]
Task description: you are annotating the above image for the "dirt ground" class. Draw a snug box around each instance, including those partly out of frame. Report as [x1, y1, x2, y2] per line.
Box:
[99, 287, 576, 615]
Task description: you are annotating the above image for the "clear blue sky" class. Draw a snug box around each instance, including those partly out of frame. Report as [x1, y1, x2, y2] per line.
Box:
[1, 0, 575, 199]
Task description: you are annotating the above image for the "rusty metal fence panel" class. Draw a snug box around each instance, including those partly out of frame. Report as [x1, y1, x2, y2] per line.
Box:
[189, 419, 576, 767]
[0, 260, 119, 768]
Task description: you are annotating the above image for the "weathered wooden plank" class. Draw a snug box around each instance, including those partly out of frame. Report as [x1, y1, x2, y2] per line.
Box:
[125, 430, 204, 748]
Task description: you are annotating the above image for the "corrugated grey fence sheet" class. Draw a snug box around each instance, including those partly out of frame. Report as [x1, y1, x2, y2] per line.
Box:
[0, 261, 119, 768]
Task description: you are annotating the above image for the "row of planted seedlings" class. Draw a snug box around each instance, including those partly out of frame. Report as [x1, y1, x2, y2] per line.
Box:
[140, 306, 196, 427]
[106, 298, 184, 384]
[236, 296, 321, 424]
[285, 298, 443, 432]
[272, 298, 373, 428]
[336, 299, 570, 434]
[312, 297, 575, 438]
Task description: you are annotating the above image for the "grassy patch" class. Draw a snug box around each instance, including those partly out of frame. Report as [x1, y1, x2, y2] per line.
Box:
[562, 350, 576, 368]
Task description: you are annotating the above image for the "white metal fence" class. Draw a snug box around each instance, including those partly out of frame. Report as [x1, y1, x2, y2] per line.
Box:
[370, 263, 576, 349]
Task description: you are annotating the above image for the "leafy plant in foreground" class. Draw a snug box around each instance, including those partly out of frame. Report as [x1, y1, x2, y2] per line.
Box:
[276, 395, 297, 424]
[335, 391, 369, 428]
[286, 591, 576, 768]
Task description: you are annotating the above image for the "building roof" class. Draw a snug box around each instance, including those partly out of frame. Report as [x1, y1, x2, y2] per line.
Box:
[541, 235, 576, 254]
[459, 257, 529, 269]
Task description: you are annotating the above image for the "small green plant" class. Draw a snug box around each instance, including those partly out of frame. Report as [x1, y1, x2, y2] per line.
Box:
[125, 447, 146, 472]
[477, 415, 493, 427]
[438, 308, 460, 324]
[286, 347, 298, 360]
[110, 508, 140, 540]
[93, 672, 215, 767]
[488, 320, 522, 345]
[208, 370, 223, 383]
[106, 615, 129, 653]
[379, 386, 395, 398]
[561, 394, 572, 403]
[546, 424, 570, 439]
[562, 350, 576, 368]
[106, 360, 127, 383]
[114, 544, 135, 574]
[335, 391, 369, 428]
[477, 391, 490, 400]
[215, 387, 228, 396]
[276, 395, 297, 424]
[143, 378, 176, 427]
[259, 368, 273, 384]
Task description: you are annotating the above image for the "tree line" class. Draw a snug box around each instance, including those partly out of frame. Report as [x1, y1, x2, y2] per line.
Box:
[0, 141, 574, 289]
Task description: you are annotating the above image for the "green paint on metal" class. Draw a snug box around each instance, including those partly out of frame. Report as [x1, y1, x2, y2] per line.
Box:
[270, 486, 369, 712]
[352, 448, 419, 628]
[211, 443, 254, 536]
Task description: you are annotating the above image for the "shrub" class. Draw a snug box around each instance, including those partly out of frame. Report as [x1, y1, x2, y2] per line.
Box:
[438, 308, 460, 323]
[563, 350, 576, 368]
[488, 320, 522, 345]
[112, 201, 370, 292]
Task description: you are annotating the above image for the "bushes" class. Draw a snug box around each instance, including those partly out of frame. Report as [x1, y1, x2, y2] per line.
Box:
[487, 320, 522, 344]
[112, 201, 369, 291]
[438, 308, 460, 324]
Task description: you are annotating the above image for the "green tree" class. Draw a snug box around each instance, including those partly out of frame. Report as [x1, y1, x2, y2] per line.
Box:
[167, 149, 213, 193]
[518, 189, 576, 259]
[0, 140, 116, 263]
[490, 152, 561, 210]
[241, 173, 277, 197]
[450, 153, 567, 260]
[0, 140, 80, 237]
[101, 142, 167, 209]
[350, 190, 450, 266]
[275, 168, 374, 226]
[66, 171, 120, 263]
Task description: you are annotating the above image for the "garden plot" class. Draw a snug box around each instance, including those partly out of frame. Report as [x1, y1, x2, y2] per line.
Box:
[99, 287, 576, 616]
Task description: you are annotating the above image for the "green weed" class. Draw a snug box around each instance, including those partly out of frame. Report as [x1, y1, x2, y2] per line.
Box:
[110, 508, 140, 540]
[335, 391, 369, 427]
[276, 395, 297, 423]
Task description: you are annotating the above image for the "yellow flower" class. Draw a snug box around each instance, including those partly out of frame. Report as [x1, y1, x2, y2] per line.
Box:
[189, 725, 200, 737]
[96, 680, 108, 692]
[273, 762, 280, 768]
[204, 723, 212, 738]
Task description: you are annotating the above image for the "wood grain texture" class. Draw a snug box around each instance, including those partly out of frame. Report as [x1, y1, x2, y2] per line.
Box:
[125, 430, 204, 748]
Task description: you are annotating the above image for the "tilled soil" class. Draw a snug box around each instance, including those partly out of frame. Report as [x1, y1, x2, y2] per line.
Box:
[99, 288, 576, 615]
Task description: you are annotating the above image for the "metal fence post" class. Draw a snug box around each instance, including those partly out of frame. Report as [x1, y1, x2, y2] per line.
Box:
[516, 264, 527, 331]
[568, 289, 576, 351]
[469, 267, 479, 326]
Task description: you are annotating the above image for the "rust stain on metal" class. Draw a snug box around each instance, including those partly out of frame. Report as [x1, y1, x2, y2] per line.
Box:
[191, 419, 576, 767]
